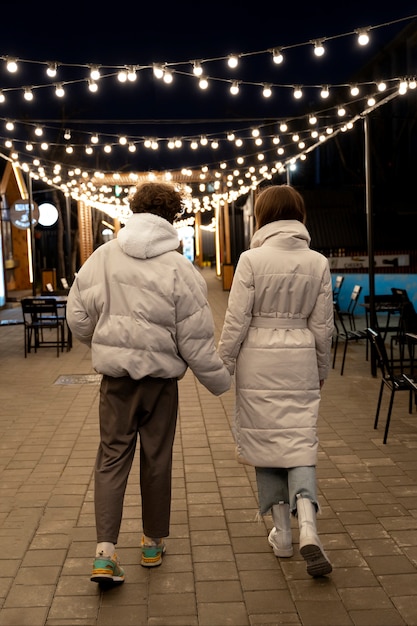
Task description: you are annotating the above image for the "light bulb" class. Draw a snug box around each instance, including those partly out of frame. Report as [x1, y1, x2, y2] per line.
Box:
[91, 134, 99, 144]
[227, 54, 239, 69]
[199, 77, 209, 90]
[90, 65, 101, 81]
[377, 81, 386, 92]
[64, 129, 71, 140]
[127, 67, 137, 81]
[46, 62, 57, 77]
[350, 84, 360, 97]
[23, 88, 33, 101]
[55, 83, 65, 97]
[153, 64, 164, 79]
[357, 29, 370, 46]
[88, 80, 98, 92]
[118, 70, 127, 82]
[163, 69, 173, 84]
[6, 57, 18, 72]
[193, 61, 203, 76]
[293, 86, 303, 99]
[262, 84, 272, 98]
[313, 40, 325, 57]
[230, 81, 239, 95]
[272, 48, 283, 64]
[320, 85, 329, 98]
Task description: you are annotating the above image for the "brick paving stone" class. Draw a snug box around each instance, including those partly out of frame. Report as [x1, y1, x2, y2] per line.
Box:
[1, 269, 417, 625]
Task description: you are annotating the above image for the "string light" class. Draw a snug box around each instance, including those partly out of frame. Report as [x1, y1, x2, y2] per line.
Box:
[153, 64, 164, 79]
[271, 48, 284, 64]
[23, 87, 34, 101]
[90, 65, 101, 81]
[350, 84, 360, 96]
[230, 81, 240, 95]
[262, 83, 272, 98]
[163, 69, 173, 84]
[356, 28, 370, 46]
[313, 40, 325, 57]
[227, 54, 239, 69]
[0, 13, 414, 215]
[320, 85, 330, 98]
[192, 61, 203, 76]
[293, 86, 303, 99]
[46, 62, 57, 77]
[55, 83, 65, 97]
[127, 66, 137, 81]
[6, 57, 18, 72]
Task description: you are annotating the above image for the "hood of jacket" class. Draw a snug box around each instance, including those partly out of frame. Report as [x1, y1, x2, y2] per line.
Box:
[250, 220, 311, 249]
[117, 213, 180, 259]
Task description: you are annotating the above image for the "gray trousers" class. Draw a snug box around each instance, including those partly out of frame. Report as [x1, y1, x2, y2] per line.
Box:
[95, 374, 178, 544]
[255, 466, 318, 516]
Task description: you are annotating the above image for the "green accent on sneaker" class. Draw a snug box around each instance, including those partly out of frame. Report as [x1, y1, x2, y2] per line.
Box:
[140, 538, 166, 567]
[91, 553, 125, 585]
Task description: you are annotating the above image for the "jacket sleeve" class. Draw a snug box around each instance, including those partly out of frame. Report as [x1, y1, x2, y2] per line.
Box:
[218, 253, 255, 374]
[175, 267, 231, 396]
[66, 277, 96, 347]
[307, 259, 334, 380]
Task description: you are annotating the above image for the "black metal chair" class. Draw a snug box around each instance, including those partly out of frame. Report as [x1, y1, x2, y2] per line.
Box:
[390, 300, 417, 373]
[332, 305, 368, 375]
[338, 284, 362, 330]
[367, 328, 416, 444]
[332, 275, 344, 308]
[21, 297, 67, 357]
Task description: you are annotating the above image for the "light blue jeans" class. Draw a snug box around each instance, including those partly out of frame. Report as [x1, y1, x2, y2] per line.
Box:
[255, 466, 318, 517]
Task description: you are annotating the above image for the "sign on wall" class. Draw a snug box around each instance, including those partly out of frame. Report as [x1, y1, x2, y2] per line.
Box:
[10, 199, 39, 230]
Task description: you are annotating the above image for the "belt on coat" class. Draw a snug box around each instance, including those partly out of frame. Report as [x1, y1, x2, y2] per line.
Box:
[250, 317, 308, 328]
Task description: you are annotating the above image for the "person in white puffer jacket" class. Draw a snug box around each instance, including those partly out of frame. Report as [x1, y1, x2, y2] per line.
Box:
[219, 184, 334, 578]
[66, 182, 231, 585]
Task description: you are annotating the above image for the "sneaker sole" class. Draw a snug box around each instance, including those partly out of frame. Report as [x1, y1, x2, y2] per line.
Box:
[300, 544, 332, 577]
[91, 573, 125, 586]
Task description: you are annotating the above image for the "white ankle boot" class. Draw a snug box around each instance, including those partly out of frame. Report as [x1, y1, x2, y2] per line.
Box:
[268, 502, 293, 557]
[296, 495, 332, 577]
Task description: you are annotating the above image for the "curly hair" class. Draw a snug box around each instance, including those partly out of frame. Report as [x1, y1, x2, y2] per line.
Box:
[255, 184, 306, 229]
[129, 182, 185, 224]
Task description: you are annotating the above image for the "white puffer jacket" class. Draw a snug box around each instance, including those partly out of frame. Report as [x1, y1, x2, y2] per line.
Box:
[218, 220, 334, 467]
[66, 213, 231, 396]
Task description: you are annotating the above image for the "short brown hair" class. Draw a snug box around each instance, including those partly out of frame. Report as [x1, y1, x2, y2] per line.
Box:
[129, 182, 185, 224]
[254, 185, 306, 229]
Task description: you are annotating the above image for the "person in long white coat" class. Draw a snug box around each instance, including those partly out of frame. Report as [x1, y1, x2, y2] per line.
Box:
[218, 184, 334, 577]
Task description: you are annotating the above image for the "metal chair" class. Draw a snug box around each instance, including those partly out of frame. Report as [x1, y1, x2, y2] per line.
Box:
[332, 275, 344, 308]
[21, 297, 67, 357]
[367, 328, 416, 444]
[332, 305, 368, 375]
[338, 284, 362, 330]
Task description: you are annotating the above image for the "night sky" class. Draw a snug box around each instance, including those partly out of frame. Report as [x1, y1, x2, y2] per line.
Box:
[1, 1, 416, 173]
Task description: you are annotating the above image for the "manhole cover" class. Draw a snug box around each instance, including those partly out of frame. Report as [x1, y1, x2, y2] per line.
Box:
[54, 374, 102, 385]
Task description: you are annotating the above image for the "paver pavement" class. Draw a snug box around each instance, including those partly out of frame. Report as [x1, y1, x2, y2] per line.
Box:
[0, 268, 416, 626]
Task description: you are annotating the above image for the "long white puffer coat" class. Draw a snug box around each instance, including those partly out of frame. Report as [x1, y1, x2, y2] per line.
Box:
[66, 213, 231, 396]
[218, 220, 334, 467]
